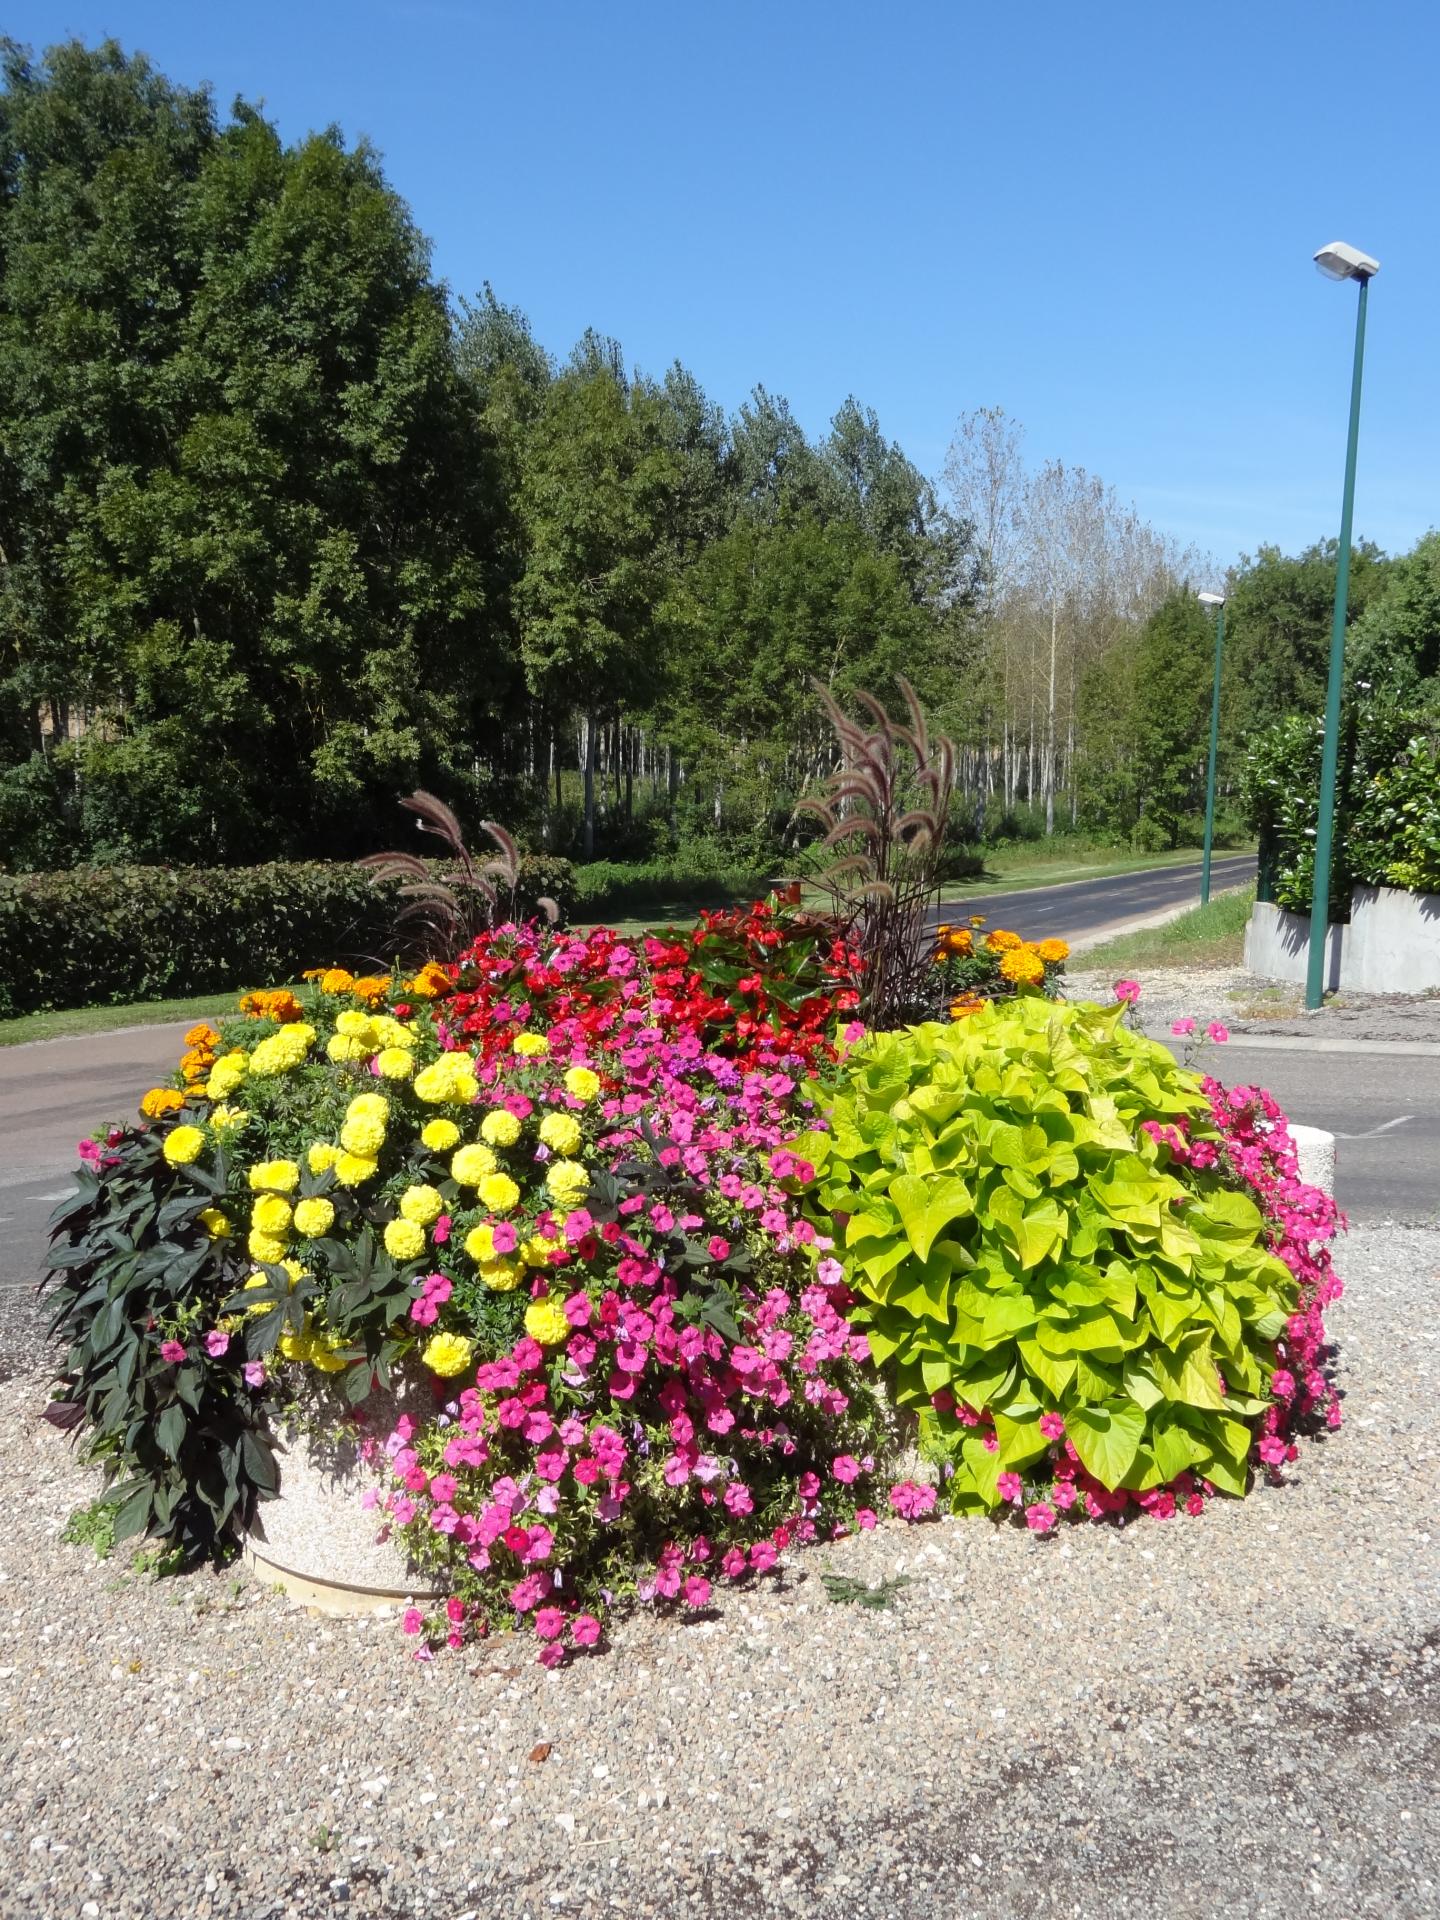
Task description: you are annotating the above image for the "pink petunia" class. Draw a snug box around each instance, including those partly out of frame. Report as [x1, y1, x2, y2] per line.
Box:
[1038, 1412, 1065, 1441]
[570, 1614, 602, 1647]
[533, 1606, 567, 1641]
[1206, 1021, 1230, 1044]
[203, 1330, 229, 1359]
[996, 1472, 1024, 1504]
[682, 1575, 711, 1609]
[748, 1540, 777, 1573]
[159, 1340, 186, 1365]
[243, 1361, 266, 1390]
[1025, 1501, 1056, 1535]
[831, 1454, 860, 1484]
[1113, 979, 1141, 1006]
[402, 1607, 424, 1636]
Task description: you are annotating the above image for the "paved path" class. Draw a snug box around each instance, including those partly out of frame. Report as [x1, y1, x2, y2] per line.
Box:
[940, 852, 1257, 948]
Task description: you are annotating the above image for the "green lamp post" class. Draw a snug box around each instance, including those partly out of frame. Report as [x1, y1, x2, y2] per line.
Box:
[1197, 590, 1226, 906]
[1306, 240, 1380, 1012]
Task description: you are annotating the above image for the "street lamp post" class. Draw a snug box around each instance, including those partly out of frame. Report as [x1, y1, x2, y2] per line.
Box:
[1197, 591, 1226, 906]
[1306, 240, 1380, 1012]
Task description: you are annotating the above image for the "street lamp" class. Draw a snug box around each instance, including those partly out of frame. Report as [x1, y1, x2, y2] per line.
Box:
[1305, 239, 1379, 1011]
[1197, 590, 1226, 906]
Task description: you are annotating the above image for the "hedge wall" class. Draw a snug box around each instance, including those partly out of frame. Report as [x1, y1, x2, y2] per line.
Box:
[0, 857, 576, 1019]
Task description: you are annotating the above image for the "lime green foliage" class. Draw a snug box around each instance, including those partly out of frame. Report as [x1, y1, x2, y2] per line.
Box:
[801, 998, 1297, 1508]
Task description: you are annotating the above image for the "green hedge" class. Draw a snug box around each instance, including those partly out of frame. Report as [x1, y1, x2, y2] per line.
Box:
[570, 858, 780, 920]
[0, 856, 576, 1019]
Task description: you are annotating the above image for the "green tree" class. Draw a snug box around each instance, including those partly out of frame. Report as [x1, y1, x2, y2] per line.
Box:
[0, 38, 504, 867]
[1347, 529, 1440, 701]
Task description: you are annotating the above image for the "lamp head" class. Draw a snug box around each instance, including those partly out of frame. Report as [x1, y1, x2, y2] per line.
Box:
[1197, 591, 1226, 607]
[1314, 240, 1379, 283]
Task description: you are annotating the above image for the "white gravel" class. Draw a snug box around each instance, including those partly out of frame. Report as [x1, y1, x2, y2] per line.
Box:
[1, 1224, 1436, 1919]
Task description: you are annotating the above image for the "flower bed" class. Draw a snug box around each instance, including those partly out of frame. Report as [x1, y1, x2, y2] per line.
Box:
[43, 898, 1343, 1660]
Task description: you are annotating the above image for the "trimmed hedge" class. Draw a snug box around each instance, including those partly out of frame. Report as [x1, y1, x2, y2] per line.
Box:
[0, 856, 576, 1019]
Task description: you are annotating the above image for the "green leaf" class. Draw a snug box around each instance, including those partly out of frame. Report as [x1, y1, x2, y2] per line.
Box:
[960, 1433, 1002, 1508]
[155, 1404, 186, 1460]
[1066, 1399, 1145, 1490]
[1152, 1330, 1226, 1410]
[888, 1173, 973, 1263]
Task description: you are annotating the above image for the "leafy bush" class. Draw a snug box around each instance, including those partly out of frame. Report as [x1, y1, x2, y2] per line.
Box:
[1243, 703, 1440, 913]
[794, 997, 1319, 1514]
[0, 855, 574, 1018]
[570, 857, 778, 919]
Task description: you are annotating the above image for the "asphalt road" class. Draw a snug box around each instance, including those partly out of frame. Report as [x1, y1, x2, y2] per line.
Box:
[944, 851, 1257, 946]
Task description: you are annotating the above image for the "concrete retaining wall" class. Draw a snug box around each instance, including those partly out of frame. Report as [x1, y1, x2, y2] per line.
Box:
[1244, 885, 1440, 994]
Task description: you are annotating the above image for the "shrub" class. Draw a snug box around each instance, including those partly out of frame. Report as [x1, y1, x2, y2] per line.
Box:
[792, 996, 1334, 1517]
[1243, 702, 1440, 913]
[0, 855, 575, 1018]
[570, 857, 778, 920]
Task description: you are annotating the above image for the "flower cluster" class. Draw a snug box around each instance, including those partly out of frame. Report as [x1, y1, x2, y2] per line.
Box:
[931, 917, 1069, 1018]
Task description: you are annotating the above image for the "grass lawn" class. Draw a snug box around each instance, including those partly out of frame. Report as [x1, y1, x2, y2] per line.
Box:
[0, 991, 244, 1048]
[1077, 885, 1255, 973]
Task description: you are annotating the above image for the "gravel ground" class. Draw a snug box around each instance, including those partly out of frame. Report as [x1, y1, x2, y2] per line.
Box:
[2, 1225, 1436, 1920]
[1065, 965, 1440, 1045]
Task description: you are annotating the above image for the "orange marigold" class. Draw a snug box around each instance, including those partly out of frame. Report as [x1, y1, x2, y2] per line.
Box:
[140, 1087, 187, 1119]
[999, 947, 1046, 987]
[985, 928, 1023, 952]
[178, 1046, 215, 1082]
[942, 927, 974, 956]
[949, 993, 986, 1019]
[239, 988, 305, 1023]
[183, 1023, 221, 1049]
[405, 960, 453, 1000]
[350, 974, 392, 1006]
[1034, 938, 1070, 965]
[311, 968, 356, 995]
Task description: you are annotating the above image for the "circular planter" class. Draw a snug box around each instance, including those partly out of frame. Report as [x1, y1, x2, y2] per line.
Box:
[1289, 1124, 1336, 1198]
[244, 1378, 445, 1615]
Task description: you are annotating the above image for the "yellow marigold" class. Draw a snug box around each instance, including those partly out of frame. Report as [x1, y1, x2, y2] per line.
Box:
[308, 1330, 349, 1372]
[249, 1159, 300, 1193]
[340, 1113, 386, 1157]
[985, 929, 1023, 952]
[413, 1056, 479, 1104]
[421, 1119, 461, 1153]
[277, 1325, 313, 1362]
[250, 1025, 316, 1075]
[383, 1217, 427, 1262]
[185, 1023, 221, 1049]
[478, 1171, 521, 1214]
[292, 1196, 336, 1238]
[538, 1112, 582, 1157]
[480, 1108, 522, 1148]
[327, 1034, 373, 1065]
[999, 947, 1046, 987]
[399, 1184, 444, 1226]
[546, 1160, 589, 1206]
[949, 994, 986, 1020]
[406, 960, 453, 1000]
[478, 1258, 521, 1292]
[524, 1296, 571, 1347]
[162, 1125, 205, 1167]
[140, 1086, 187, 1119]
[348, 1091, 388, 1118]
[197, 1207, 233, 1239]
[375, 1047, 415, 1081]
[210, 1104, 250, 1133]
[941, 927, 974, 957]
[465, 1223, 496, 1263]
[422, 1331, 475, 1378]
[247, 1228, 290, 1265]
[1035, 938, 1070, 964]
[308, 1141, 340, 1174]
[335, 1010, 377, 1039]
[451, 1143, 498, 1186]
[239, 989, 304, 1024]
[512, 1032, 550, 1057]
[371, 1015, 416, 1050]
[334, 1151, 379, 1187]
[563, 1066, 601, 1102]
[204, 1056, 248, 1100]
[251, 1192, 293, 1235]
[521, 1233, 563, 1266]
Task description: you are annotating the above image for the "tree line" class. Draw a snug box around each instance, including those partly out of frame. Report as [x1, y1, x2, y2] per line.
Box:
[3, 37, 1436, 875]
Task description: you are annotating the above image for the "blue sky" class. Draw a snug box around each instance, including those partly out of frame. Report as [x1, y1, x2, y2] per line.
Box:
[13, 0, 1438, 567]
